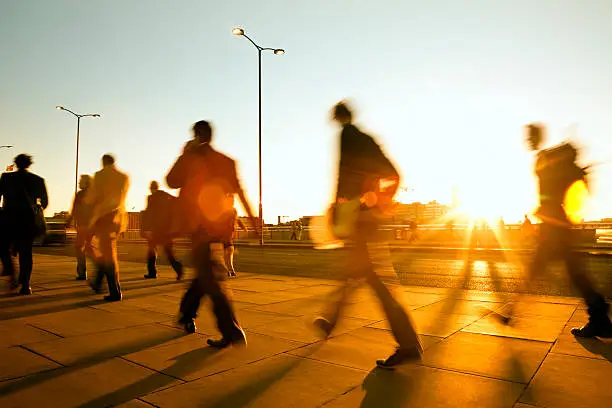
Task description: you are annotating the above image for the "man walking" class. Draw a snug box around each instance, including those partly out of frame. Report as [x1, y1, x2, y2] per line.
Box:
[66, 175, 94, 280]
[142, 181, 183, 280]
[523, 123, 611, 337]
[167, 120, 258, 348]
[314, 102, 422, 368]
[0, 154, 48, 295]
[87, 154, 130, 302]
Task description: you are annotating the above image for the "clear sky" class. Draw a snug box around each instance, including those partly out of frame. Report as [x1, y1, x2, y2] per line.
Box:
[1, 0, 612, 223]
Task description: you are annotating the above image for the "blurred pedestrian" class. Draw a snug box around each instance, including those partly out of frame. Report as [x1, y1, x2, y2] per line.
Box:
[168, 120, 259, 348]
[66, 175, 94, 281]
[86, 154, 130, 302]
[0, 154, 48, 295]
[314, 102, 422, 368]
[224, 208, 247, 277]
[142, 181, 183, 280]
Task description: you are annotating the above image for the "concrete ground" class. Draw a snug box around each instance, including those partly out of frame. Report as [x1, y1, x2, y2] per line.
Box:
[0, 254, 610, 407]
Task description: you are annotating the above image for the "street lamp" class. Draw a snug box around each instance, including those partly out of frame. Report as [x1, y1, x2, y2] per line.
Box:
[56, 106, 101, 198]
[232, 27, 284, 245]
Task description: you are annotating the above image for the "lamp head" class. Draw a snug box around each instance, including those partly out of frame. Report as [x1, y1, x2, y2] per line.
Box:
[274, 49, 285, 55]
[56, 106, 64, 110]
[92, 114, 101, 118]
[232, 27, 244, 36]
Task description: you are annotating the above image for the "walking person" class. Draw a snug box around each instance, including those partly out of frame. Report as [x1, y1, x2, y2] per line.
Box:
[0, 154, 48, 295]
[224, 208, 246, 278]
[290, 221, 298, 240]
[167, 120, 259, 348]
[314, 102, 422, 368]
[66, 175, 94, 280]
[519, 123, 612, 337]
[142, 181, 183, 280]
[87, 154, 130, 302]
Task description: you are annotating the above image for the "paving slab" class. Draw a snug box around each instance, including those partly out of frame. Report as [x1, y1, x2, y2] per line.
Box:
[251, 314, 376, 344]
[0, 319, 61, 346]
[228, 289, 315, 305]
[420, 332, 551, 383]
[415, 298, 502, 317]
[113, 399, 153, 407]
[142, 354, 366, 408]
[289, 327, 441, 371]
[520, 353, 612, 407]
[0, 357, 181, 408]
[227, 279, 307, 292]
[370, 311, 481, 338]
[324, 363, 525, 408]
[462, 314, 566, 342]
[25, 323, 185, 366]
[496, 301, 576, 321]
[0, 346, 61, 381]
[123, 331, 305, 382]
[551, 331, 612, 360]
[248, 297, 327, 317]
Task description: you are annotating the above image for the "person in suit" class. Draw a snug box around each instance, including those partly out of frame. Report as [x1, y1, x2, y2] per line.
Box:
[167, 120, 258, 348]
[313, 102, 422, 368]
[66, 175, 94, 281]
[86, 154, 130, 301]
[142, 180, 183, 280]
[0, 154, 48, 295]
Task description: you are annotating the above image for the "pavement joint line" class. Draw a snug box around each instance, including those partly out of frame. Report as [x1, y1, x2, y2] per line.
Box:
[135, 397, 160, 408]
[25, 323, 64, 339]
[515, 342, 555, 404]
[19, 344, 66, 367]
[117, 356, 187, 384]
[548, 350, 612, 361]
[415, 361, 532, 388]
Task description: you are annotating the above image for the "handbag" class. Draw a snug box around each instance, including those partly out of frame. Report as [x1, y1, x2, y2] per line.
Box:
[19, 181, 47, 238]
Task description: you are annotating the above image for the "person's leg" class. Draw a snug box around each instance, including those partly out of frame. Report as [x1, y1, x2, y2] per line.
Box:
[75, 230, 87, 280]
[145, 239, 158, 278]
[195, 241, 244, 347]
[0, 235, 16, 290]
[179, 277, 202, 333]
[558, 228, 612, 337]
[98, 233, 121, 300]
[164, 240, 183, 279]
[225, 245, 236, 277]
[15, 235, 34, 295]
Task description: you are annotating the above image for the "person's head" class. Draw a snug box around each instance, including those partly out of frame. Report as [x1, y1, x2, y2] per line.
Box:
[150, 181, 159, 194]
[14, 154, 33, 170]
[525, 123, 545, 151]
[193, 120, 213, 144]
[101, 154, 115, 167]
[332, 101, 352, 125]
[79, 175, 92, 190]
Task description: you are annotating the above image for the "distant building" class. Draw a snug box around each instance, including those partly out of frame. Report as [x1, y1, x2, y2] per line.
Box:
[394, 201, 450, 224]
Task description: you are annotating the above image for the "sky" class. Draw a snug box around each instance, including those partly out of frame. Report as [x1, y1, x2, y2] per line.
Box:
[1, 0, 612, 223]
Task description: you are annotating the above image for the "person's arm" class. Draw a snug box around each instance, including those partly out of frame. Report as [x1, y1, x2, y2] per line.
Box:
[40, 178, 49, 209]
[166, 143, 193, 189]
[66, 194, 77, 226]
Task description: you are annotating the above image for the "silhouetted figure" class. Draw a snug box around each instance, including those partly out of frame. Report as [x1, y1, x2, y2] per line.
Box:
[87, 154, 130, 302]
[142, 181, 183, 280]
[224, 208, 246, 278]
[168, 120, 258, 348]
[290, 221, 298, 240]
[0, 154, 48, 295]
[314, 102, 422, 368]
[521, 214, 535, 247]
[523, 123, 611, 337]
[296, 219, 303, 240]
[66, 175, 94, 280]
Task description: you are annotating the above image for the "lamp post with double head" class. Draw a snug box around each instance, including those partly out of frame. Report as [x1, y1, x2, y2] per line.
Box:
[232, 27, 284, 245]
[56, 106, 101, 198]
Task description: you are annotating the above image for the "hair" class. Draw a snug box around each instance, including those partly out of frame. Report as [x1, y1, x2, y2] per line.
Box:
[150, 180, 159, 191]
[102, 154, 115, 166]
[14, 154, 33, 170]
[79, 174, 92, 188]
[333, 102, 352, 121]
[193, 120, 213, 143]
[525, 123, 545, 145]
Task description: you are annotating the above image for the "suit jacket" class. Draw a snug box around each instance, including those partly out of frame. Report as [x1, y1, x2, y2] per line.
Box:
[143, 190, 176, 235]
[86, 165, 130, 231]
[167, 142, 239, 240]
[0, 170, 48, 232]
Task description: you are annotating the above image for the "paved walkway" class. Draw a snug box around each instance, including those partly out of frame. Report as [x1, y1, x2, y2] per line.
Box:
[0, 254, 610, 407]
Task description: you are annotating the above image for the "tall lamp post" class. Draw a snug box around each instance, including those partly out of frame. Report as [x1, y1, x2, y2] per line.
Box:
[232, 27, 284, 245]
[56, 106, 101, 198]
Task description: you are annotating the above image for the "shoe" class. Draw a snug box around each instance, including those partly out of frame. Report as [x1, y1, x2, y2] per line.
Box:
[76, 276, 87, 281]
[313, 317, 334, 339]
[143, 274, 157, 279]
[376, 347, 421, 369]
[180, 318, 197, 334]
[18, 287, 32, 295]
[571, 321, 612, 338]
[103, 295, 122, 302]
[207, 328, 247, 349]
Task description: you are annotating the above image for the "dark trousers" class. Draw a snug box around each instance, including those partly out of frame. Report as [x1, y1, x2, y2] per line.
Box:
[146, 238, 181, 277]
[179, 233, 242, 340]
[0, 235, 34, 288]
[75, 229, 94, 278]
[91, 213, 122, 298]
[322, 210, 420, 350]
[529, 223, 609, 322]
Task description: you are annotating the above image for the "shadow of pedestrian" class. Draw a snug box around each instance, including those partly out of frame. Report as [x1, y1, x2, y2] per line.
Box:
[358, 367, 417, 408]
[576, 337, 612, 362]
